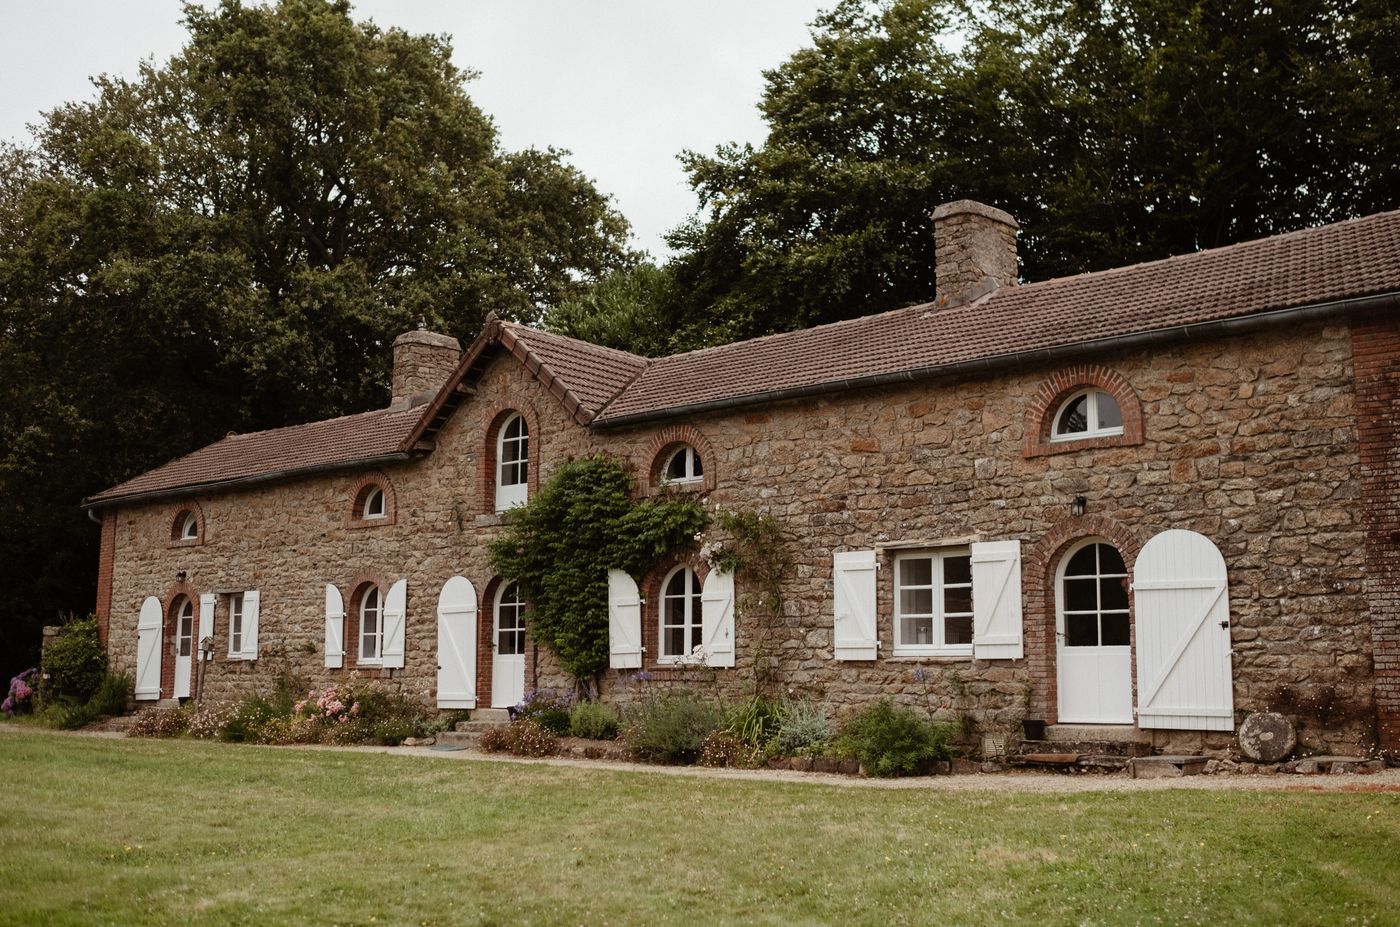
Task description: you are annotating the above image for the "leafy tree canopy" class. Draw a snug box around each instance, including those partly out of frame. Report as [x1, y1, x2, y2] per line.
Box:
[0, 0, 633, 676]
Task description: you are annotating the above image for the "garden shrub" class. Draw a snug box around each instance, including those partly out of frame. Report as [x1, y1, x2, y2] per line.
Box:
[185, 705, 230, 739]
[834, 699, 951, 777]
[87, 672, 131, 717]
[621, 693, 723, 764]
[723, 695, 782, 747]
[479, 719, 558, 757]
[2, 668, 38, 716]
[768, 700, 833, 756]
[129, 708, 189, 738]
[698, 730, 759, 768]
[569, 700, 619, 740]
[219, 695, 282, 742]
[31, 671, 131, 730]
[41, 617, 106, 702]
[514, 689, 573, 736]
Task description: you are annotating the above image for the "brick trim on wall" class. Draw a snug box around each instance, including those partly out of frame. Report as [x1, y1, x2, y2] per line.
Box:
[639, 555, 711, 673]
[159, 581, 201, 699]
[344, 570, 391, 675]
[1022, 365, 1145, 458]
[1352, 311, 1400, 757]
[95, 511, 115, 649]
[481, 402, 541, 514]
[641, 425, 718, 495]
[1023, 515, 1142, 723]
[345, 471, 398, 529]
[166, 502, 205, 547]
[476, 575, 537, 709]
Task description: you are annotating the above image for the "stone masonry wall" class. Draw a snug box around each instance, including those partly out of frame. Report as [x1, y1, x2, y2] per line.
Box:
[104, 318, 1379, 755]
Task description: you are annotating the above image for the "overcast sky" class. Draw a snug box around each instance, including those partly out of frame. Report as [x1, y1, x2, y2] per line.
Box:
[0, 0, 832, 258]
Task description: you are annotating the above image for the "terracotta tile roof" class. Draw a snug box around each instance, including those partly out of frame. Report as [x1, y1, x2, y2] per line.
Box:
[498, 322, 648, 421]
[595, 209, 1400, 423]
[86, 407, 423, 505]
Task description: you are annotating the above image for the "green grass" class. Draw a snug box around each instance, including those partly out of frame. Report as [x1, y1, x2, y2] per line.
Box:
[0, 730, 1396, 926]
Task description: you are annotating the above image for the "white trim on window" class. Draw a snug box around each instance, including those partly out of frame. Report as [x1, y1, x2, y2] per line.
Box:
[658, 565, 703, 663]
[661, 445, 703, 485]
[175, 597, 195, 658]
[227, 592, 245, 658]
[180, 512, 199, 540]
[495, 413, 529, 512]
[494, 581, 527, 657]
[893, 548, 974, 657]
[359, 586, 383, 664]
[361, 486, 386, 519]
[1051, 388, 1124, 441]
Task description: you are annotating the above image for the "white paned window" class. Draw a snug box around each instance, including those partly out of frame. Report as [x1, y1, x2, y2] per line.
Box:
[660, 566, 702, 662]
[495, 582, 527, 656]
[1062, 542, 1130, 648]
[362, 486, 385, 519]
[496, 413, 529, 511]
[360, 586, 383, 663]
[1052, 389, 1124, 440]
[180, 511, 198, 540]
[894, 549, 974, 656]
[228, 593, 244, 657]
[176, 598, 194, 658]
[662, 445, 703, 485]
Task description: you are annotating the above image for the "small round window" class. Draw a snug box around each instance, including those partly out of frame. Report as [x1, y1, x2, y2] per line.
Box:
[662, 445, 703, 485]
[1052, 389, 1124, 441]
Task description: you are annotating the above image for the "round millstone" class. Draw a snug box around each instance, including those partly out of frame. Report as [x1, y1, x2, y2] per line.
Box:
[1237, 712, 1297, 763]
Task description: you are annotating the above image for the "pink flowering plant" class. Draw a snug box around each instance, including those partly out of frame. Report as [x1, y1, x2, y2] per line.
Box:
[2, 668, 38, 716]
[294, 684, 362, 725]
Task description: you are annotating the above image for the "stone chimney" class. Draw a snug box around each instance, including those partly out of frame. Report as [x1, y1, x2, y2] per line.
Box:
[391, 326, 461, 408]
[932, 199, 1019, 307]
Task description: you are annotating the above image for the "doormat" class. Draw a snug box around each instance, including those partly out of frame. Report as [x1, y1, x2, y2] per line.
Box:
[430, 743, 467, 752]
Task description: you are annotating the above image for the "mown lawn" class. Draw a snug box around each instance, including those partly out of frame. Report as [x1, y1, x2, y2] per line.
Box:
[0, 730, 1395, 926]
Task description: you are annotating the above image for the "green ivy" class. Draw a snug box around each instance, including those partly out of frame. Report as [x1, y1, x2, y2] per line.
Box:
[488, 455, 707, 687]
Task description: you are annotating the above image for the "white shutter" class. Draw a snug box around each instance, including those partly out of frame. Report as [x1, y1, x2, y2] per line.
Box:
[324, 584, 345, 669]
[971, 540, 1024, 660]
[607, 570, 642, 669]
[833, 550, 878, 660]
[241, 590, 260, 660]
[198, 594, 215, 662]
[382, 579, 407, 669]
[436, 576, 478, 709]
[134, 596, 163, 700]
[1133, 529, 1234, 731]
[701, 570, 736, 668]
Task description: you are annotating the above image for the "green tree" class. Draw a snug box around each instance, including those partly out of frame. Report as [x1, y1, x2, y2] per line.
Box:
[544, 263, 678, 357]
[0, 0, 632, 677]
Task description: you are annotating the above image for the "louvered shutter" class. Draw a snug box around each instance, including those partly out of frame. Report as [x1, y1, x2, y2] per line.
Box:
[607, 570, 642, 669]
[198, 594, 215, 662]
[382, 579, 407, 669]
[436, 576, 478, 709]
[325, 584, 345, 669]
[833, 550, 878, 660]
[241, 590, 260, 660]
[971, 540, 1024, 660]
[701, 570, 735, 668]
[135, 596, 163, 700]
[1133, 529, 1234, 731]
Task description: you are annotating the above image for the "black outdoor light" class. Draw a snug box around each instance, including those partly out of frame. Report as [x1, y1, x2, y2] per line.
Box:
[176, 570, 188, 583]
[1071, 495, 1087, 517]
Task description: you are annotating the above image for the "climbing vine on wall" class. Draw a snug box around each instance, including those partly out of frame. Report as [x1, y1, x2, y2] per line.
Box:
[488, 455, 706, 689]
[699, 506, 791, 694]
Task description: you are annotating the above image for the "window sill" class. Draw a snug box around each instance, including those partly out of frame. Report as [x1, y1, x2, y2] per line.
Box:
[347, 514, 396, 530]
[1024, 431, 1142, 459]
[889, 649, 973, 661]
[168, 537, 202, 549]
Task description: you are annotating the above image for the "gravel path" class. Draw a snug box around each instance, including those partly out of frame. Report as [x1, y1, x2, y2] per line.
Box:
[12, 725, 1398, 793]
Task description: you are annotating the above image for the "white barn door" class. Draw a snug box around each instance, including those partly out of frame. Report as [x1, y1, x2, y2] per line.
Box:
[134, 596, 163, 701]
[436, 576, 478, 709]
[1134, 529, 1234, 731]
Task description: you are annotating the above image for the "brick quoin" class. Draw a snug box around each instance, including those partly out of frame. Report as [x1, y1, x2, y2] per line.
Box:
[1352, 311, 1400, 757]
[95, 511, 116, 648]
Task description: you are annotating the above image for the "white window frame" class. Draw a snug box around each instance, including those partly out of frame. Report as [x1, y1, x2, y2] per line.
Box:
[180, 511, 198, 540]
[495, 413, 529, 512]
[494, 581, 527, 657]
[661, 445, 703, 486]
[361, 486, 386, 519]
[658, 565, 703, 664]
[893, 548, 974, 657]
[359, 586, 383, 664]
[227, 593, 244, 658]
[1051, 388, 1125, 441]
[175, 598, 195, 658]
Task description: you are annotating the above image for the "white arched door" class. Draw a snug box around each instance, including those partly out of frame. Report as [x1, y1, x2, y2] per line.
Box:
[1056, 540, 1133, 724]
[1134, 529, 1234, 731]
[492, 581, 526, 708]
[436, 576, 478, 709]
[172, 598, 195, 699]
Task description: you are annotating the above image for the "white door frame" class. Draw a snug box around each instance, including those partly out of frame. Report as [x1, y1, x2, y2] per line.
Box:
[1055, 537, 1134, 724]
[491, 581, 526, 708]
[172, 598, 195, 699]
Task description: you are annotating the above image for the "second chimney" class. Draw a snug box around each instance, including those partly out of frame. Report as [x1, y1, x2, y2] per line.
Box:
[932, 199, 1018, 307]
[391, 327, 462, 408]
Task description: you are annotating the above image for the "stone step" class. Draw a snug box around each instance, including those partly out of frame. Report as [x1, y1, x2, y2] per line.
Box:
[154, 698, 181, 709]
[1129, 755, 1208, 779]
[471, 708, 511, 723]
[1285, 755, 1386, 775]
[435, 731, 481, 747]
[1044, 724, 1151, 744]
[453, 719, 510, 733]
[1020, 738, 1153, 757]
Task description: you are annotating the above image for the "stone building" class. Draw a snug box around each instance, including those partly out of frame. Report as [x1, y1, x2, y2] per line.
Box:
[84, 201, 1400, 757]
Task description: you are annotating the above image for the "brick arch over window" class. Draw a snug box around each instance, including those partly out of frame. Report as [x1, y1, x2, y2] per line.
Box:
[1022, 365, 1144, 458]
[477, 575, 536, 706]
[346, 471, 397, 528]
[160, 581, 200, 698]
[639, 553, 711, 669]
[167, 502, 205, 547]
[642, 425, 718, 495]
[344, 570, 391, 672]
[1024, 515, 1142, 723]
[481, 402, 541, 514]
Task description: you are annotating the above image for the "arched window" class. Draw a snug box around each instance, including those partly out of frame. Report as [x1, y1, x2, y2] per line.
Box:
[170, 506, 202, 543]
[495, 581, 526, 657]
[359, 586, 383, 662]
[661, 445, 704, 485]
[174, 597, 194, 659]
[659, 566, 702, 662]
[361, 486, 386, 519]
[1052, 389, 1124, 441]
[180, 513, 199, 539]
[1060, 541, 1130, 647]
[496, 413, 529, 512]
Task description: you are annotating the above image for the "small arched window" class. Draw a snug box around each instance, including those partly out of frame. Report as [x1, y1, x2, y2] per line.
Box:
[171, 508, 201, 543]
[661, 445, 704, 485]
[362, 486, 386, 519]
[359, 586, 383, 663]
[495, 581, 527, 657]
[496, 413, 529, 512]
[180, 513, 199, 539]
[1052, 389, 1124, 441]
[659, 566, 703, 662]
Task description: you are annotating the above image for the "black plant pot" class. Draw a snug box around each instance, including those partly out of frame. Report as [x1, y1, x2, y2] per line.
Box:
[1022, 719, 1046, 741]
